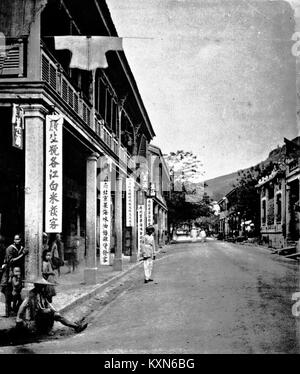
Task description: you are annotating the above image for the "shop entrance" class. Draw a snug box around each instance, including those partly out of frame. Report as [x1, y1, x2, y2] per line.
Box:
[62, 129, 87, 267]
[0, 107, 24, 245]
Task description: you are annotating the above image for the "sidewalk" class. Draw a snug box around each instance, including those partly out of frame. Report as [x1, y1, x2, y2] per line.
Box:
[0, 254, 144, 333]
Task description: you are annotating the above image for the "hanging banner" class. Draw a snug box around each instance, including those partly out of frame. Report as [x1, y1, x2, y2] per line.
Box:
[150, 183, 156, 197]
[100, 176, 111, 265]
[45, 115, 63, 233]
[12, 104, 24, 150]
[140, 171, 148, 191]
[146, 198, 153, 227]
[137, 204, 145, 258]
[126, 177, 135, 227]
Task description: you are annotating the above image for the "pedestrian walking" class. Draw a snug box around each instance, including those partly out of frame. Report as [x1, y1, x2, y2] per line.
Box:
[48, 233, 64, 277]
[190, 226, 198, 241]
[15, 277, 88, 335]
[42, 249, 57, 303]
[200, 228, 207, 243]
[140, 226, 156, 284]
[0, 234, 28, 317]
[67, 236, 79, 273]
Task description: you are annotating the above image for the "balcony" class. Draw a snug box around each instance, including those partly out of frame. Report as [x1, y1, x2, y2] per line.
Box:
[40, 43, 134, 169]
[288, 158, 299, 173]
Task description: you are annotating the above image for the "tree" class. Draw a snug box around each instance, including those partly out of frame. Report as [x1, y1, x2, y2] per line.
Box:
[164, 150, 205, 199]
[164, 150, 212, 236]
[231, 160, 284, 235]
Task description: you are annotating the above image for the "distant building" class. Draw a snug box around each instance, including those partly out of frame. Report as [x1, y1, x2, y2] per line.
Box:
[256, 136, 300, 250]
[217, 188, 240, 239]
[148, 144, 170, 247]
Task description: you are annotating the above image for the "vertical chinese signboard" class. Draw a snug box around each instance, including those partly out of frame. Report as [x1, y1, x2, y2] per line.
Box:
[137, 204, 145, 258]
[45, 115, 63, 233]
[126, 177, 135, 227]
[100, 176, 111, 265]
[146, 198, 153, 227]
[12, 104, 24, 150]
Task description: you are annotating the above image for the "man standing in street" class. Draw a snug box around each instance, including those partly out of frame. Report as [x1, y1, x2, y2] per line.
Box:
[140, 226, 156, 284]
[0, 234, 28, 317]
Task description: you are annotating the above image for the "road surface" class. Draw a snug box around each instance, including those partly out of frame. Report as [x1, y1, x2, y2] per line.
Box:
[1, 240, 300, 354]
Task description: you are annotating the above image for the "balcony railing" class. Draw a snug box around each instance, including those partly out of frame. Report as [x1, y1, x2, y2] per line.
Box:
[41, 44, 134, 169]
[41, 45, 92, 127]
[288, 158, 299, 173]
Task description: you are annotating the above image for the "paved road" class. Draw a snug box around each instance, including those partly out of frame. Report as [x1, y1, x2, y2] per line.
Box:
[1, 240, 300, 354]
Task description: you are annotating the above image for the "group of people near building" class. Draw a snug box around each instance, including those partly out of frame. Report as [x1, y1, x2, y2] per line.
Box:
[0, 233, 87, 335]
[0, 225, 159, 335]
[190, 227, 207, 242]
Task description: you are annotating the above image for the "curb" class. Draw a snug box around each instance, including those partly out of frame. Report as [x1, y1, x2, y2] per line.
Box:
[0, 247, 167, 335]
[58, 260, 143, 314]
[58, 246, 166, 314]
[0, 261, 143, 337]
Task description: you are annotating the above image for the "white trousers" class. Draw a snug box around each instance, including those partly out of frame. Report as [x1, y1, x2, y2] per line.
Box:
[143, 258, 153, 280]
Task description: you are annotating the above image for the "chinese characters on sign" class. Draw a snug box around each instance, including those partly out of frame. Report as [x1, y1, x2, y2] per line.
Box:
[45, 115, 63, 233]
[126, 177, 135, 227]
[137, 204, 145, 258]
[12, 104, 24, 150]
[140, 168, 148, 191]
[146, 198, 153, 227]
[100, 176, 111, 265]
[150, 183, 156, 197]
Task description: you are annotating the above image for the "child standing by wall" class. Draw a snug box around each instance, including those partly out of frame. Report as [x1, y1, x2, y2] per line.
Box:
[42, 250, 57, 303]
[10, 266, 23, 314]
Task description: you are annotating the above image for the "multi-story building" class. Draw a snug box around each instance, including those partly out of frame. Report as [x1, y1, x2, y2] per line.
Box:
[256, 166, 286, 249]
[217, 188, 240, 239]
[0, 0, 160, 283]
[256, 137, 300, 251]
[147, 144, 170, 248]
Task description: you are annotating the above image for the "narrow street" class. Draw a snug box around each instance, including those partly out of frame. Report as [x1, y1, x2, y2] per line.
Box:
[1, 240, 300, 354]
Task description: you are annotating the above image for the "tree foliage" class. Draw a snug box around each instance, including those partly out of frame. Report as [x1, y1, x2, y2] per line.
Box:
[164, 150, 213, 230]
[165, 191, 212, 228]
[231, 161, 283, 234]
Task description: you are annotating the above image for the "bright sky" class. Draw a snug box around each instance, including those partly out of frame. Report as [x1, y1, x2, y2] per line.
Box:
[106, 0, 299, 181]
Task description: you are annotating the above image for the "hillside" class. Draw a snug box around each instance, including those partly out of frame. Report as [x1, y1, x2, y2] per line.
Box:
[204, 142, 286, 201]
[204, 171, 239, 202]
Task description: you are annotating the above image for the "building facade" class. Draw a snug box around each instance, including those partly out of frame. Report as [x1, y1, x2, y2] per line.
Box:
[217, 188, 240, 239]
[147, 144, 170, 248]
[256, 139, 300, 250]
[0, 0, 168, 284]
[256, 167, 286, 249]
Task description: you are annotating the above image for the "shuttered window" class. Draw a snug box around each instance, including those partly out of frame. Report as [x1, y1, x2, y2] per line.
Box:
[0, 40, 25, 77]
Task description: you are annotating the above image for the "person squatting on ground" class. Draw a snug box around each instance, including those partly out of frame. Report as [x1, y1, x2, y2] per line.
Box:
[42, 249, 57, 303]
[140, 226, 156, 284]
[0, 234, 28, 317]
[15, 278, 88, 335]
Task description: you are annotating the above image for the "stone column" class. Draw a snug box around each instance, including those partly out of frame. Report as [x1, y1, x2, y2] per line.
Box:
[114, 171, 123, 270]
[281, 180, 287, 244]
[298, 177, 300, 252]
[293, 1, 300, 342]
[130, 184, 138, 263]
[286, 184, 291, 241]
[23, 104, 47, 282]
[84, 152, 99, 284]
[292, 2, 300, 130]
